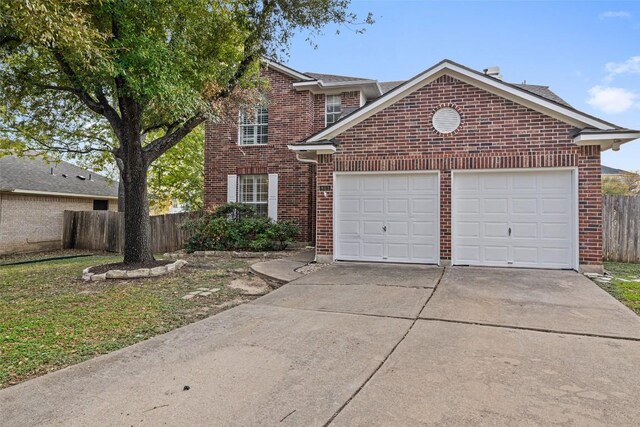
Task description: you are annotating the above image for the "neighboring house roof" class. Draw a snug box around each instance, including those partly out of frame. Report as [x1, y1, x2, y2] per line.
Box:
[0, 155, 118, 199]
[290, 59, 640, 152]
[602, 165, 632, 175]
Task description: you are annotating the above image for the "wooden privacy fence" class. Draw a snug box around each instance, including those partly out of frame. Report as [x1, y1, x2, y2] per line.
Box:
[603, 195, 640, 263]
[63, 211, 201, 254]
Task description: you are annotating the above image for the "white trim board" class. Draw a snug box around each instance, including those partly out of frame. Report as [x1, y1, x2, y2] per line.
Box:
[306, 60, 619, 144]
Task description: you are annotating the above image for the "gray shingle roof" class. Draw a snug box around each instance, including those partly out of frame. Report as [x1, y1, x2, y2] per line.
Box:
[304, 72, 372, 83]
[0, 155, 118, 198]
[379, 81, 405, 94]
[512, 84, 571, 107]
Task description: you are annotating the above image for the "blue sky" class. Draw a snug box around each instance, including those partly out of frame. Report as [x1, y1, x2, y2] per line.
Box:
[286, 0, 640, 171]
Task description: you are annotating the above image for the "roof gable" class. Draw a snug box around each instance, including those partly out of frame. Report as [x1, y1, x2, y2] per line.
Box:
[303, 59, 621, 144]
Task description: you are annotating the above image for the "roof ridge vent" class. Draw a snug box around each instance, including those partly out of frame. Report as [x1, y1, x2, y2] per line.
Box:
[483, 66, 503, 80]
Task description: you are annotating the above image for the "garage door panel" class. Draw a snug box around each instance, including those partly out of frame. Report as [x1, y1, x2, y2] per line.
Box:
[484, 198, 508, 214]
[541, 172, 572, 190]
[453, 170, 574, 269]
[411, 175, 438, 192]
[512, 174, 537, 190]
[363, 199, 384, 214]
[386, 176, 410, 191]
[482, 174, 509, 190]
[363, 177, 384, 192]
[511, 223, 538, 239]
[387, 198, 409, 214]
[363, 242, 384, 258]
[338, 220, 360, 236]
[512, 198, 537, 214]
[484, 222, 509, 238]
[541, 223, 569, 239]
[541, 198, 570, 214]
[457, 199, 480, 214]
[339, 198, 360, 214]
[484, 246, 509, 263]
[412, 221, 436, 237]
[512, 246, 539, 264]
[335, 173, 438, 264]
[387, 220, 409, 237]
[363, 220, 384, 236]
[457, 222, 480, 238]
[386, 243, 409, 259]
[410, 244, 437, 262]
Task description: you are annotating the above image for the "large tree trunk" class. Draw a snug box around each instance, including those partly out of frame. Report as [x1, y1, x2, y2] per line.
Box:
[121, 144, 154, 263]
[118, 97, 154, 264]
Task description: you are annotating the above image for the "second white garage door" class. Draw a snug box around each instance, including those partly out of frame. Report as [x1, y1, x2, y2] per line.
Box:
[452, 169, 576, 269]
[335, 173, 439, 264]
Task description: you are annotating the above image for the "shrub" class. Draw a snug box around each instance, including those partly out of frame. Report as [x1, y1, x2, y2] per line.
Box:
[183, 203, 299, 252]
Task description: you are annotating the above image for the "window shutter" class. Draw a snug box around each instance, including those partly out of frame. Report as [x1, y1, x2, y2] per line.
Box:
[227, 175, 237, 203]
[268, 173, 278, 221]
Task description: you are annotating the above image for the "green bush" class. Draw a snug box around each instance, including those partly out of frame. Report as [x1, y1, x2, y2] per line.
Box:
[183, 203, 299, 252]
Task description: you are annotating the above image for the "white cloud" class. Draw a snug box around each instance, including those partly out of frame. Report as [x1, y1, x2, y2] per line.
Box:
[605, 56, 640, 81]
[599, 11, 632, 19]
[587, 86, 638, 114]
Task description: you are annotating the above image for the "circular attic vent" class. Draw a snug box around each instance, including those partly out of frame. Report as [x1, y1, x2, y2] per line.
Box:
[432, 107, 461, 134]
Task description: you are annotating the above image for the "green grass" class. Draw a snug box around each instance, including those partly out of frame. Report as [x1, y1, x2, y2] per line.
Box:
[602, 262, 640, 315]
[0, 255, 250, 388]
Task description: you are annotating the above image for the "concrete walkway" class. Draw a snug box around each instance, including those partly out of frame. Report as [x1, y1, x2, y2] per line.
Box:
[2, 264, 640, 426]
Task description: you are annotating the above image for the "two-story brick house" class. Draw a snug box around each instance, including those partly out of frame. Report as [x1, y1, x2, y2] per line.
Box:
[205, 59, 639, 273]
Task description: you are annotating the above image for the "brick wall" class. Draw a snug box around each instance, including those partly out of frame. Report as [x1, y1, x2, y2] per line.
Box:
[205, 66, 366, 243]
[0, 193, 117, 255]
[204, 67, 317, 242]
[315, 75, 602, 267]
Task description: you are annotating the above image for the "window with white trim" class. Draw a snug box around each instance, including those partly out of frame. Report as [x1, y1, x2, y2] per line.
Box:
[325, 95, 342, 126]
[239, 174, 268, 216]
[238, 106, 268, 145]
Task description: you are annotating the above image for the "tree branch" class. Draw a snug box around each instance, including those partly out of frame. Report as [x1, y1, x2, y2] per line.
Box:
[143, 115, 204, 164]
[49, 49, 122, 134]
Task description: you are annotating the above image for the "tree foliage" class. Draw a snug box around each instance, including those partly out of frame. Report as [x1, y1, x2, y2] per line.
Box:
[148, 125, 204, 213]
[602, 173, 640, 196]
[0, 0, 372, 262]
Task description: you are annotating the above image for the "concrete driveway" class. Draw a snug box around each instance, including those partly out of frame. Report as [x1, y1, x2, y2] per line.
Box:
[2, 265, 640, 426]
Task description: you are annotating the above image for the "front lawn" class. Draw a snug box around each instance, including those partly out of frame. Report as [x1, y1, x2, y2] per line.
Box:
[0, 254, 256, 388]
[601, 262, 640, 315]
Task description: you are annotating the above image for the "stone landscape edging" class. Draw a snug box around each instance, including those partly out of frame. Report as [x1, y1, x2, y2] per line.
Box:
[82, 259, 188, 282]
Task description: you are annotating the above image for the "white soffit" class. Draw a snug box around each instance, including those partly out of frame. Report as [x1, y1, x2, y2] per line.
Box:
[306, 61, 618, 143]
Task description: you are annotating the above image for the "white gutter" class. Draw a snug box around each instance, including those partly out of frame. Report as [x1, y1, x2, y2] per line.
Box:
[287, 144, 337, 155]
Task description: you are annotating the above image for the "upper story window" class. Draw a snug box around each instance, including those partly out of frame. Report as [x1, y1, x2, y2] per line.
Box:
[238, 106, 268, 145]
[325, 95, 342, 126]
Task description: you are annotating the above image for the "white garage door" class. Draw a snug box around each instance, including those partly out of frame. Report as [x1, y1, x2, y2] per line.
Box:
[334, 173, 439, 264]
[452, 169, 576, 269]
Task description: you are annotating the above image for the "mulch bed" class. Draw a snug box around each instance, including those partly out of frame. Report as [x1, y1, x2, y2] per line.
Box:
[89, 260, 173, 275]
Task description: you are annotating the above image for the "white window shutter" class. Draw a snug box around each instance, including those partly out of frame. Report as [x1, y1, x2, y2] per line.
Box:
[227, 175, 237, 203]
[268, 173, 278, 221]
